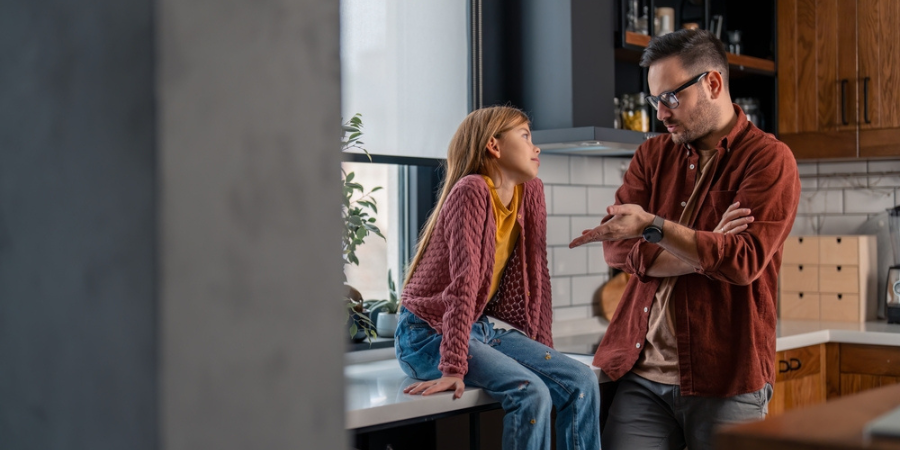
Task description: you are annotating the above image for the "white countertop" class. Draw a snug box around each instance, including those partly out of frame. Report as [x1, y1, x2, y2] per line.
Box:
[345, 353, 605, 430]
[776, 319, 900, 351]
[346, 320, 900, 430]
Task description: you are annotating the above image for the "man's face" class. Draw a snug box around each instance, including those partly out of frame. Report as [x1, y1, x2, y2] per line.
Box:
[647, 57, 718, 146]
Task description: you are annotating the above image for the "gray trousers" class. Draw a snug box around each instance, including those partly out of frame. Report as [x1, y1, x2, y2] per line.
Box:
[601, 372, 772, 450]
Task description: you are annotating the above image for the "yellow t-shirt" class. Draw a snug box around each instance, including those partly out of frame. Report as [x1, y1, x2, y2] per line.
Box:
[482, 176, 523, 300]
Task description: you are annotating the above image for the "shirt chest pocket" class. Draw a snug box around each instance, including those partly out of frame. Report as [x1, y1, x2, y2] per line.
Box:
[700, 190, 738, 226]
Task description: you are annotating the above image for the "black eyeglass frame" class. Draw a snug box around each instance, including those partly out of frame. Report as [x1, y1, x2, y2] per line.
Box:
[646, 71, 710, 110]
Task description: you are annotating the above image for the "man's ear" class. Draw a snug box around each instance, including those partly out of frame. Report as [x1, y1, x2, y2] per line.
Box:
[707, 71, 725, 100]
[486, 136, 501, 159]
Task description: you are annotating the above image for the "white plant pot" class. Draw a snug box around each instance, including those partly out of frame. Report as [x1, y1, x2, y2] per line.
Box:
[376, 313, 398, 338]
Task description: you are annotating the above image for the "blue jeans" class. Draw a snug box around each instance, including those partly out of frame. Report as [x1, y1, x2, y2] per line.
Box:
[395, 308, 601, 450]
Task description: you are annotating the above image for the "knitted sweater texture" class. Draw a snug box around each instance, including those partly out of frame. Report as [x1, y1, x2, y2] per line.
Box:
[402, 175, 553, 378]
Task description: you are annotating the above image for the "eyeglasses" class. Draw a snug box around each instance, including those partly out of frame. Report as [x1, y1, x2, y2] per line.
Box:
[646, 72, 710, 110]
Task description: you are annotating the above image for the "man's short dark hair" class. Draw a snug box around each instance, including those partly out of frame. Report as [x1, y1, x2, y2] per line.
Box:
[640, 29, 729, 88]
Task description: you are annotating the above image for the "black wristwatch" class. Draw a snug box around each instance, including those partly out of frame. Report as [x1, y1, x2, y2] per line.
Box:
[642, 215, 665, 243]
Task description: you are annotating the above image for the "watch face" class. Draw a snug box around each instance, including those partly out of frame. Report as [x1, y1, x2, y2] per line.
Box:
[643, 226, 663, 243]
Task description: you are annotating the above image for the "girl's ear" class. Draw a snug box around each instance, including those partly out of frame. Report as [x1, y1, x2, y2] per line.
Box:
[485, 136, 501, 159]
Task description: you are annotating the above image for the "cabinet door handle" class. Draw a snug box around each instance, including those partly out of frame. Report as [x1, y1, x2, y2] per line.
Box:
[789, 358, 802, 371]
[779, 360, 791, 373]
[841, 79, 849, 125]
[864, 77, 871, 124]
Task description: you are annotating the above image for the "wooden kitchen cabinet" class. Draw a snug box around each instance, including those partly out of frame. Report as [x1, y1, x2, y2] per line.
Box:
[770, 344, 827, 416]
[857, 0, 900, 157]
[777, 0, 900, 159]
[770, 342, 900, 418]
[838, 343, 900, 396]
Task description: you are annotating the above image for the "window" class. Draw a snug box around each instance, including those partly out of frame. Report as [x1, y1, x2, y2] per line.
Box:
[340, 0, 468, 305]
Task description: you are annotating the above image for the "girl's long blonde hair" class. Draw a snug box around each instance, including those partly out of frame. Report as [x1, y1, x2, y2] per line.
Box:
[403, 106, 530, 288]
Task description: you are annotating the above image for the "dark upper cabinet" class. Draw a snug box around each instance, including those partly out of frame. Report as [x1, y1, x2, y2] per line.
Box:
[778, 0, 900, 159]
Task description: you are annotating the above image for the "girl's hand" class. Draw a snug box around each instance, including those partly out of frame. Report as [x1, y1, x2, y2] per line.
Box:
[404, 376, 466, 399]
[714, 202, 753, 234]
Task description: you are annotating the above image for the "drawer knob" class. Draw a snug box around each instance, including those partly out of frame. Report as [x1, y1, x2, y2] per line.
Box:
[789, 358, 802, 371]
[837, 266, 842, 272]
[838, 294, 843, 300]
[837, 237, 842, 243]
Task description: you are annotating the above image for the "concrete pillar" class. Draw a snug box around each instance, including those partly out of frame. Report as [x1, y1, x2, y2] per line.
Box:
[1, 0, 345, 448]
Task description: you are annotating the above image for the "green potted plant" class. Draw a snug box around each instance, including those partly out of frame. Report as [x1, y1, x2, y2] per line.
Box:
[342, 114, 384, 342]
[366, 269, 401, 338]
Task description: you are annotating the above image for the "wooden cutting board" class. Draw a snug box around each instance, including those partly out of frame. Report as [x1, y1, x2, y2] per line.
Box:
[597, 272, 631, 321]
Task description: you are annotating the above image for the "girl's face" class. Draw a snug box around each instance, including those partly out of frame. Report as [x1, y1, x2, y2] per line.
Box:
[491, 122, 541, 184]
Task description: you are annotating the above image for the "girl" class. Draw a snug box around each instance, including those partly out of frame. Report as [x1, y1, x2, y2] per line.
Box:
[395, 106, 601, 450]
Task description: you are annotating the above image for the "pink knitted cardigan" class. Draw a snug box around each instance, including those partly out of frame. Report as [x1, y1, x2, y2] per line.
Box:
[401, 174, 553, 378]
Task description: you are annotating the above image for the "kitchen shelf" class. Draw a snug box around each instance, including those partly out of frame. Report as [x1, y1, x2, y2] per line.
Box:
[622, 31, 776, 76]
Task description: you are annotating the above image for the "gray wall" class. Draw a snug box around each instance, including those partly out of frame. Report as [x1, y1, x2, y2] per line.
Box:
[1, 0, 346, 448]
[0, 1, 158, 448]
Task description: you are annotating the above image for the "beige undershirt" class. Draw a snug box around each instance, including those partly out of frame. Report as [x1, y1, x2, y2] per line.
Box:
[632, 149, 718, 385]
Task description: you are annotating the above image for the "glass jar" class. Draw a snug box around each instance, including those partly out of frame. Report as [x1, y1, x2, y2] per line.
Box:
[622, 93, 650, 132]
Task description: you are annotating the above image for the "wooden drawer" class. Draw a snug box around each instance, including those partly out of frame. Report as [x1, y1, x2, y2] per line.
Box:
[840, 344, 900, 377]
[820, 293, 859, 322]
[819, 236, 859, 265]
[818, 265, 859, 293]
[780, 264, 819, 292]
[780, 292, 820, 320]
[782, 236, 819, 265]
[776, 344, 821, 382]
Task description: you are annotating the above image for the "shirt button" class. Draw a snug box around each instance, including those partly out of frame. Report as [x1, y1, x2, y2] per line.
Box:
[689, 164, 695, 169]
[636, 343, 641, 349]
[681, 201, 687, 207]
[644, 307, 649, 313]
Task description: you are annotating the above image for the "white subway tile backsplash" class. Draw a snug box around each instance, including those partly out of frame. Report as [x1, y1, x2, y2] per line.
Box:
[868, 160, 900, 173]
[817, 176, 869, 189]
[790, 215, 819, 236]
[819, 161, 868, 174]
[603, 157, 632, 187]
[797, 190, 843, 214]
[572, 275, 606, 306]
[539, 155, 570, 184]
[544, 185, 553, 212]
[587, 244, 609, 274]
[553, 186, 587, 215]
[797, 162, 818, 190]
[547, 216, 571, 246]
[553, 246, 588, 276]
[587, 187, 619, 215]
[570, 216, 604, 240]
[817, 214, 869, 235]
[843, 189, 895, 213]
[869, 175, 900, 188]
[570, 156, 605, 185]
[551, 276, 572, 307]
[552, 305, 593, 322]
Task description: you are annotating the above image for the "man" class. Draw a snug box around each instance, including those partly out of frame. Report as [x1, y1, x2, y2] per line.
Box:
[569, 29, 800, 450]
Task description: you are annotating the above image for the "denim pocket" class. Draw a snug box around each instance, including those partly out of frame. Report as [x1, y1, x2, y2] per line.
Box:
[395, 310, 442, 380]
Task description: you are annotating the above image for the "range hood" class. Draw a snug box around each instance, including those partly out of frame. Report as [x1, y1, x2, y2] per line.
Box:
[533, 127, 657, 156]
[481, 0, 655, 156]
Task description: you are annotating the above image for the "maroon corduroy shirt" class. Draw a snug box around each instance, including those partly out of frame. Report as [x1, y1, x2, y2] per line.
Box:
[594, 105, 801, 397]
